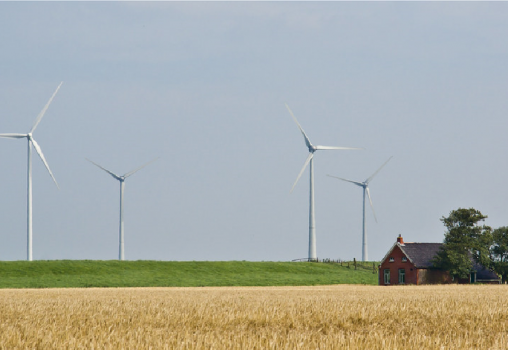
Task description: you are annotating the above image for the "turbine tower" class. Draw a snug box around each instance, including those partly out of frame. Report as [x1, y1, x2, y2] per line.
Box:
[327, 156, 392, 262]
[86, 158, 158, 260]
[286, 104, 362, 261]
[0, 82, 62, 261]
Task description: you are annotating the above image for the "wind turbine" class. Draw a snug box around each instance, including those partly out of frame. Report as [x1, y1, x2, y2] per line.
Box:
[86, 158, 158, 260]
[0, 82, 62, 261]
[286, 103, 362, 261]
[327, 156, 392, 262]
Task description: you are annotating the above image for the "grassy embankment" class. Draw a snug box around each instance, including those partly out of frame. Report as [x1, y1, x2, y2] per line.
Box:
[0, 260, 378, 288]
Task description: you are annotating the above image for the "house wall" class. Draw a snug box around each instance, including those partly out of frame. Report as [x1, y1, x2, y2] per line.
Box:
[417, 269, 453, 284]
[379, 245, 417, 285]
[476, 280, 502, 284]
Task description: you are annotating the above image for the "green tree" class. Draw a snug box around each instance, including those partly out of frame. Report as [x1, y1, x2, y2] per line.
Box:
[432, 208, 492, 279]
[490, 226, 508, 283]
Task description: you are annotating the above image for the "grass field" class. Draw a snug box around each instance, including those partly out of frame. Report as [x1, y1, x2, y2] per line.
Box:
[0, 260, 378, 288]
[0, 285, 507, 349]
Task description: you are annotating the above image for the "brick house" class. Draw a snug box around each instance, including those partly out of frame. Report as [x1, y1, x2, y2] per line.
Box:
[379, 235, 500, 285]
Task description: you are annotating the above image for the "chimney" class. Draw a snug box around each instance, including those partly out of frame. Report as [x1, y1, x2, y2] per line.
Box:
[397, 234, 404, 245]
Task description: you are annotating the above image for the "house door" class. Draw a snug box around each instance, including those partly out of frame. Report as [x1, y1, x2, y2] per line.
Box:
[384, 269, 390, 284]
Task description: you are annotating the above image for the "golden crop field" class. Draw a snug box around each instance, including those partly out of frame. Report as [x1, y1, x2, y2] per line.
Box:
[0, 285, 507, 349]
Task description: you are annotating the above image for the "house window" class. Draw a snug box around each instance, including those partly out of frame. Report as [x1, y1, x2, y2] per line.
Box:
[402, 257, 407, 262]
[398, 269, 405, 284]
[389, 257, 394, 262]
[384, 269, 390, 284]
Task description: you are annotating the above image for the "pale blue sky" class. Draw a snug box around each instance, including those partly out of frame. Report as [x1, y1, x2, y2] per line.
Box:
[1, 2, 507, 261]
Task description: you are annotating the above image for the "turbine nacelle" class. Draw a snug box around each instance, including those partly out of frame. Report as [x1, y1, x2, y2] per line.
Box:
[286, 104, 363, 193]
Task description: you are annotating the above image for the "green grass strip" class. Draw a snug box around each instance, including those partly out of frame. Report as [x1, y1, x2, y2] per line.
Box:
[0, 260, 379, 288]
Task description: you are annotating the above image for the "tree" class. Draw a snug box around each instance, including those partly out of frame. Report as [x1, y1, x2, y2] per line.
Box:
[432, 208, 492, 279]
[490, 226, 508, 283]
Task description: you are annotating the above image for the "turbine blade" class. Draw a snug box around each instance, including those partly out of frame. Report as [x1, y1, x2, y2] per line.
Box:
[124, 157, 159, 178]
[31, 138, 59, 189]
[290, 152, 313, 193]
[285, 103, 313, 150]
[315, 145, 364, 151]
[366, 156, 393, 184]
[366, 187, 377, 223]
[30, 82, 63, 134]
[0, 133, 27, 139]
[326, 174, 364, 187]
[86, 158, 121, 180]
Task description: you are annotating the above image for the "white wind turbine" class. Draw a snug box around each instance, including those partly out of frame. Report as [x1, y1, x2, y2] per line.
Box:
[0, 82, 62, 261]
[286, 104, 362, 261]
[86, 158, 158, 260]
[327, 156, 392, 262]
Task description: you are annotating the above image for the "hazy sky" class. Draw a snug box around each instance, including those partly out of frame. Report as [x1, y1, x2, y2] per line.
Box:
[1, 2, 507, 261]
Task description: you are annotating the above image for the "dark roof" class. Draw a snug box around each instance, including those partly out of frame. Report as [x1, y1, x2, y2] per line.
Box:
[399, 243, 443, 268]
[473, 262, 500, 281]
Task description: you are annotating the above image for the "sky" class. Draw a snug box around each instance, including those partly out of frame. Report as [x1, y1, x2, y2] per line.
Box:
[0, 2, 507, 262]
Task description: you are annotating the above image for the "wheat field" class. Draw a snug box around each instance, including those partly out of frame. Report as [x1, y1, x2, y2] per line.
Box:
[0, 285, 507, 349]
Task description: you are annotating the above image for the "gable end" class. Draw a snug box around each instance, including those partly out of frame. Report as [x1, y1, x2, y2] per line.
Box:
[380, 243, 413, 265]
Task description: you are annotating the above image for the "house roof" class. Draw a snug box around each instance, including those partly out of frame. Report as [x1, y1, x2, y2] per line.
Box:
[473, 262, 501, 281]
[399, 243, 443, 268]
